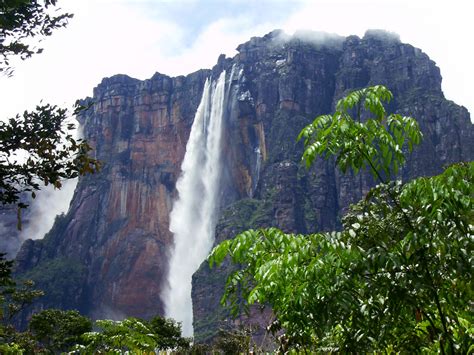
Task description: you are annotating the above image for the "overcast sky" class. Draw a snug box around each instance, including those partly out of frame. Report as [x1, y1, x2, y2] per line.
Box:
[0, 0, 473, 118]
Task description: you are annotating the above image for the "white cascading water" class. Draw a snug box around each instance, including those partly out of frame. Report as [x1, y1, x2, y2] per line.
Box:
[163, 70, 228, 337]
[253, 147, 262, 193]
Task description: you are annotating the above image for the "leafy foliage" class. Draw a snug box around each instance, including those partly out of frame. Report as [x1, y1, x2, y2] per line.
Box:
[0, 0, 72, 75]
[149, 315, 190, 350]
[0, 103, 100, 226]
[0, 253, 43, 325]
[0, 253, 43, 352]
[209, 85, 473, 353]
[298, 85, 421, 181]
[211, 328, 252, 354]
[1, 1, 99, 226]
[75, 316, 190, 354]
[29, 308, 92, 353]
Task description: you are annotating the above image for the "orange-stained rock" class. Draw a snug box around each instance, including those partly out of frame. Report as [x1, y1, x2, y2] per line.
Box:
[15, 70, 213, 320]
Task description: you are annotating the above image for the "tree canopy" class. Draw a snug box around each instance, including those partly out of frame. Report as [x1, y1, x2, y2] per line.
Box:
[74, 316, 190, 354]
[0, 1, 99, 224]
[0, 252, 44, 353]
[0, 0, 72, 75]
[209, 86, 473, 353]
[29, 309, 92, 353]
[0, 103, 99, 218]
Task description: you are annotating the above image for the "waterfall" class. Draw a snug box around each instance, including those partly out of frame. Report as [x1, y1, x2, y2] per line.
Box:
[162, 70, 229, 337]
[253, 147, 262, 193]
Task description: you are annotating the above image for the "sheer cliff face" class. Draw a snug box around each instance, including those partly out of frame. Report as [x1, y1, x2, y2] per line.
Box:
[12, 30, 473, 331]
[15, 71, 211, 319]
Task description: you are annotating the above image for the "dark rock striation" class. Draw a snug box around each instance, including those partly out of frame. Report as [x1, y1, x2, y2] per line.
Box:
[6, 30, 473, 337]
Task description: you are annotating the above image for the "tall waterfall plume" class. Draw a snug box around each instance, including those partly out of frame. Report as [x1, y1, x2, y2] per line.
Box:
[163, 70, 231, 337]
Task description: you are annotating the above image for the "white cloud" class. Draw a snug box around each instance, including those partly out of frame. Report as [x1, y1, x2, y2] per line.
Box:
[161, 17, 276, 76]
[19, 179, 77, 241]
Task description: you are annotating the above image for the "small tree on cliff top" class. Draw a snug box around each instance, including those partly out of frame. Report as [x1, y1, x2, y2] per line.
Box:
[209, 86, 473, 353]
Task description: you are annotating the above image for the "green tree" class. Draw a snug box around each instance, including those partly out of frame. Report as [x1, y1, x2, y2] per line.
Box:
[76, 316, 190, 354]
[1, 0, 72, 75]
[0, 252, 43, 353]
[211, 328, 252, 354]
[0, 103, 100, 217]
[1, 1, 99, 222]
[149, 315, 191, 350]
[209, 86, 473, 353]
[29, 309, 92, 353]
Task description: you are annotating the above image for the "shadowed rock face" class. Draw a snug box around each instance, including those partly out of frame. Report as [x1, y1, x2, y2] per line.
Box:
[10, 30, 473, 335]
